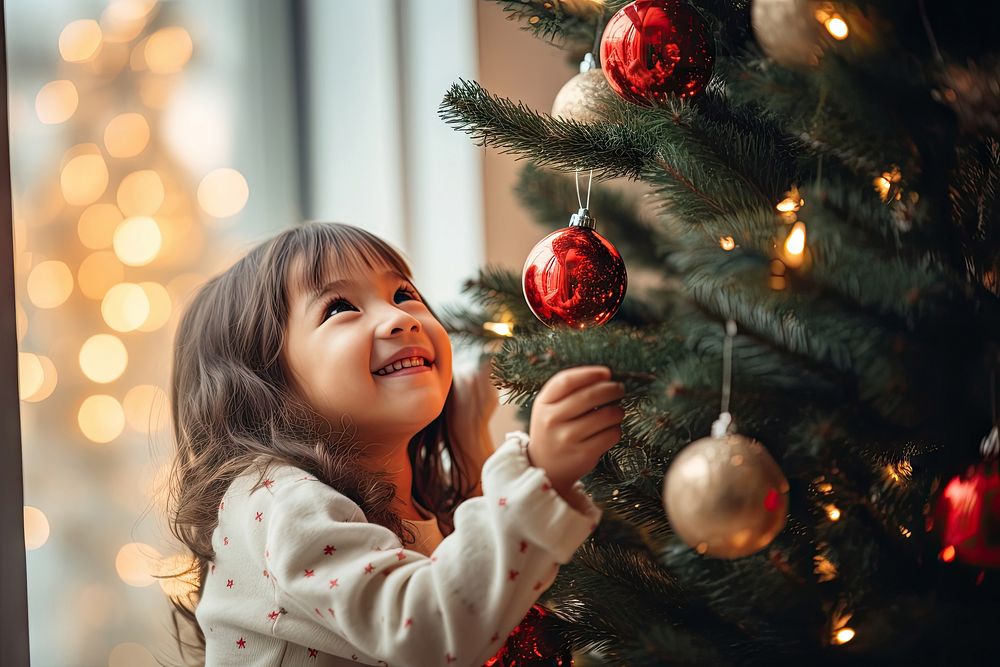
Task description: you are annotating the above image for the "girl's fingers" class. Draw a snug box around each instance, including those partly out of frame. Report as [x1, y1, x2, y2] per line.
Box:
[553, 380, 625, 421]
[564, 404, 624, 443]
[578, 421, 623, 453]
[538, 366, 611, 404]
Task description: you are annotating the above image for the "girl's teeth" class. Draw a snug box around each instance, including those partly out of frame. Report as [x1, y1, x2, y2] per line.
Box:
[376, 357, 426, 375]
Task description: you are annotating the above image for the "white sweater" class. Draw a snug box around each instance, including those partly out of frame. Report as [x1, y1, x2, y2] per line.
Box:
[195, 431, 602, 667]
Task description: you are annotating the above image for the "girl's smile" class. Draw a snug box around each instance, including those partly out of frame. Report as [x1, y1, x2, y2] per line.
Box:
[372, 346, 434, 377]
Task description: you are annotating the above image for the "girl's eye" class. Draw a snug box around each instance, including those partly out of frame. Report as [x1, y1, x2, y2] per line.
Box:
[395, 285, 420, 303]
[322, 297, 357, 320]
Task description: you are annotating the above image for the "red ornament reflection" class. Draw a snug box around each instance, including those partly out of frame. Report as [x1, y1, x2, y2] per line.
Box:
[522, 226, 627, 328]
[934, 461, 1000, 568]
[600, 0, 715, 104]
[483, 604, 572, 667]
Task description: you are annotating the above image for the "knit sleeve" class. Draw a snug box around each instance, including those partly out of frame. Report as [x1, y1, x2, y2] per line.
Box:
[247, 431, 600, 667]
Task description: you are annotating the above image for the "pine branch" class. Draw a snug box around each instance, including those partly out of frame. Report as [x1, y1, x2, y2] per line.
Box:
[485, 0, 612, 47]
[439, 79, 657, 179]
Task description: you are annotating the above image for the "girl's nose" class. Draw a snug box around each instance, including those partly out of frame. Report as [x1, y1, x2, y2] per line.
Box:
[380, 306, 421, 337]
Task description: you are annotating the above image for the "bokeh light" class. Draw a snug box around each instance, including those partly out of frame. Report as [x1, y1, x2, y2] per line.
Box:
[35, 80, 79, 124]
[79, 334, 128, 383]
[100, 0, 154, 43]
[17, 352, 43, 400]
[115, 542, 162, 587]
[101, 282, 150, 332]
[78, 394, 126, 443]
[78, 203, 124, 249]
[123, 384, 169, 433]
[60, 147, 109, 206]
[116, 170, 164, 216]
[157, 552, 200, 597]
[113, 216, 162, 266]
[136, 281, 172, 331]
[22, 355, 58, 403]
[59, 19, 103, 63]
[77, 251, 125, 299]
[104, 113, 150, 158]
[197, 168, 249, 218]
[144, 27, 193, 74]
[26, 260, 74, 308]
[23, 506, 50, 550]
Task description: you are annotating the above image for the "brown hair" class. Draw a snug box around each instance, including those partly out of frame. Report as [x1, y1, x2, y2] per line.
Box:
[164, 222, 475, 662]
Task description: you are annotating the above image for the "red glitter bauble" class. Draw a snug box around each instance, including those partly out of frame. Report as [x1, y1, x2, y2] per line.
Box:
[933, 460, 1000, 568]
[483, 604, 572, 667]
[522, 225, 627, 329]
[599, 0, 715, 104]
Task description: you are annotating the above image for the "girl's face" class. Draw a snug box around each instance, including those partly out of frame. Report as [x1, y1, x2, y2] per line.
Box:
[282, 259, 453, 447]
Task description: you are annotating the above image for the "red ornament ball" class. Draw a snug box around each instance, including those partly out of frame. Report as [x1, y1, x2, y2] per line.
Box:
[522, 225, 627, 328]
[933, 460, 1000, 568]
[483, 604, 572, 667]
[600, 0, 715, 104]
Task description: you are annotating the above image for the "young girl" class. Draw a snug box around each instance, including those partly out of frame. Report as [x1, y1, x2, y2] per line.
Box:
[167, 222, 625, 666]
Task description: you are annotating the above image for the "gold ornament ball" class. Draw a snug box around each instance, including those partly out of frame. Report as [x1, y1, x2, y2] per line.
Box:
[663, 433, 790, 559]
[551, 68, 609, 124]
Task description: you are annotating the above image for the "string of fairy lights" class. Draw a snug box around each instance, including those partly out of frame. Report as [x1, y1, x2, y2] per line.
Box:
[16, 1, 248, 662]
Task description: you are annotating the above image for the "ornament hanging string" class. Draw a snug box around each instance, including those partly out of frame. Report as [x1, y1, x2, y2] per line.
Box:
[575, 168, 594, 210]
[712, 320, 738, 439]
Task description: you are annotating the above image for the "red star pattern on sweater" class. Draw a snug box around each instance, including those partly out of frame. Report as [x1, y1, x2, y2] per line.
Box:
[226, 579, 234, 588]
[329, 578, 339, 588]
[263, 478, 275, 489]
[223, 536, 229, 546]
[396, 550, 407, 560]
[498, 497, 507, 507]
[304, 569, 315, 578]
[308, 648, 318, 658]
[508, 569, 519, 581]
[255, 511, 263, 522]
[541, 482, 552, 492]
[236, 637, 246, 649]
[268, 610, 280, 621]
[404, 618, 413, 628]
[364, 563, 374, 574]
[323, 544, 336, 555]
[519, 540, 528, 553]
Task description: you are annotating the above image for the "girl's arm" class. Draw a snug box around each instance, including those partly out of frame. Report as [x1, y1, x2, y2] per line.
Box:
[201, 433, 599, 666]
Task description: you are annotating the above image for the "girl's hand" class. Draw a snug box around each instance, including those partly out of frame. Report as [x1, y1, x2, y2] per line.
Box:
[527, 366, 625, 500]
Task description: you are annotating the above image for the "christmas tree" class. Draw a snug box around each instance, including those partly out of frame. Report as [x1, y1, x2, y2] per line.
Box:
[439, 0, 1000, 664]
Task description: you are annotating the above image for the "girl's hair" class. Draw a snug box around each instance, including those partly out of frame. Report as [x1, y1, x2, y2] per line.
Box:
[165, 222, 475, 662]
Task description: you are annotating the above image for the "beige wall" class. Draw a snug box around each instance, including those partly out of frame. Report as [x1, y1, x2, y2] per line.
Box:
[475, 2, 578, 443]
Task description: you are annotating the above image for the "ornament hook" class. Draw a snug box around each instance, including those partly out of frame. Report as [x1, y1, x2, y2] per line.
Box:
[571, 168, 596, 229]
[711, 319, 738, 438]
